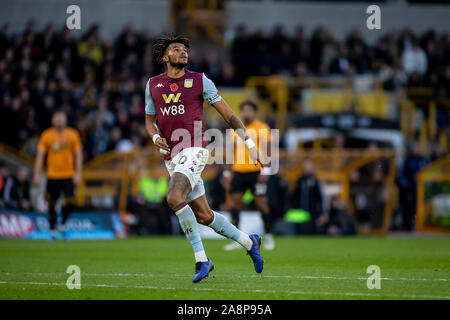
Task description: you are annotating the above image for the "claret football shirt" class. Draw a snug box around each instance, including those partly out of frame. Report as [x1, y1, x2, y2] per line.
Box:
[145, 70, 221, 160]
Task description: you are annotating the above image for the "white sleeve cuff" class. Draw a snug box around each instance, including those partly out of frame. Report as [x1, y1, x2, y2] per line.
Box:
[245, 138, 256, 149]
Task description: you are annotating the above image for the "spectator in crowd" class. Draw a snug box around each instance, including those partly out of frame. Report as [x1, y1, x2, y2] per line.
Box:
[290, 158, 328, 234]
[350, 163, 388, 230]
[378, 57, 408, 90]
[318, 195, 356, 236]
[398, 141, 430, 231]
[78, 24, 103, 65]
[401, 36, 428, 80]
[0, 163, 11, 209]
[2, 166, 31, 211]
[266, 167, 290, 232]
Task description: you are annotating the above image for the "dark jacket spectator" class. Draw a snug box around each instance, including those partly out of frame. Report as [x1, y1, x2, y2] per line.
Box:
[291, 173, 327, 220]
[398, 142, 430, 231]
[3, 166, 31, 211]
[290, 158, 328, 233]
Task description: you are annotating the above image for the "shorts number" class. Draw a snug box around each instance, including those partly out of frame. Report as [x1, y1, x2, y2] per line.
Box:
[179, 155, 187, 165]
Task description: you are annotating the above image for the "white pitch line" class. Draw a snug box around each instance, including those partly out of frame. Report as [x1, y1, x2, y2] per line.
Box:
[241, 274, 450, 282]
[0, 272, 448, 282]
[0, 280, 448, 300]
[0, 272, 145, 277]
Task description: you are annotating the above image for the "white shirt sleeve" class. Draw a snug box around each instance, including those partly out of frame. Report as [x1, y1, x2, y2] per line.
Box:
[145, 79, 156, 115]
[202, 73, 222, 104]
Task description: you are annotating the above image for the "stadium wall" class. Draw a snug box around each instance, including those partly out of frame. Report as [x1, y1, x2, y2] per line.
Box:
[227, 1, 450, 44]
[0, 0, 169, 38]
[1, 1, 449, 41]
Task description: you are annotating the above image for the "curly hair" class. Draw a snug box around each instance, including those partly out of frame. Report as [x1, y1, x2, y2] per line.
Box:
[152, 34, 191, 65]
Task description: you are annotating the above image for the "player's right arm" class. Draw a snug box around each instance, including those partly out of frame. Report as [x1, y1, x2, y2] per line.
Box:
[144, 79, 170, 154]
[145, 114, 170, 153]
[33, 132, 47, 186]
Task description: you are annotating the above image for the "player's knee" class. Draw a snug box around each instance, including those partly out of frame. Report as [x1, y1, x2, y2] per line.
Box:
[166, 189, 186, 210]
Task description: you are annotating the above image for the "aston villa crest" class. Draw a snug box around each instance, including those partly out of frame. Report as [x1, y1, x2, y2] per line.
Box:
[184, 79, 193, 88]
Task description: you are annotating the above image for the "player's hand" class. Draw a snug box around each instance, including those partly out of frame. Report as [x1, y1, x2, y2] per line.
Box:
[73, 172, 82, 186]
[248, 146, 270, 168]
[33, 173, 41, 186]
[155, 137, 170, 154]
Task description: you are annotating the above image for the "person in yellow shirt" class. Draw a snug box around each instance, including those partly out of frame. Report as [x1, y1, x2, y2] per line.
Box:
[33, 111, 83, 239]
[223, 101, 275, 250]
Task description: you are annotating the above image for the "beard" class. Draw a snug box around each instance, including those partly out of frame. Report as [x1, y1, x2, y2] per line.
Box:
[168, 57, 188, 69]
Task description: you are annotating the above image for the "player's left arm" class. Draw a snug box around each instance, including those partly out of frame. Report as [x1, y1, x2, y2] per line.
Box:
[212, 99, 268, 168]
[202, 73, 268, 167]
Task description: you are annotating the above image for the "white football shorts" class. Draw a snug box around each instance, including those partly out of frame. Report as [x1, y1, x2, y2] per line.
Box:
[164, 147, 209, 203]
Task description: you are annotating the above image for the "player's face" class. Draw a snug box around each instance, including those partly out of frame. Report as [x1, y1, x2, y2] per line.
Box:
[52, 113, 67, 129]
[165, 43, 188, 68]
[240, 104, 256, 125]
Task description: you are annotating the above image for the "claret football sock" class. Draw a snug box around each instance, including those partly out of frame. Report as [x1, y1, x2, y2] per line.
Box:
[175, 203, 208, 262]
[209, 211, 253, 251]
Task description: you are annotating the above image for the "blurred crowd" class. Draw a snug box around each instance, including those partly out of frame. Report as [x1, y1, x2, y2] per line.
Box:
[231, 25, 450, 94]
[1, 21, 449, 158]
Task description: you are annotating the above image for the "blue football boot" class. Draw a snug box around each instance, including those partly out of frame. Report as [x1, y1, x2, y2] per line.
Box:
[193, 257, 214, 283]
[247, 234, 264, 273]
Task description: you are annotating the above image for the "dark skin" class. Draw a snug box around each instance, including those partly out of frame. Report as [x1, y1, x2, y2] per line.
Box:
[145, 42, 268, 225]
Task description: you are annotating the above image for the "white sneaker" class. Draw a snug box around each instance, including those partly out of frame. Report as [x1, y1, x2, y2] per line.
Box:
[263, 233, 275, 250]
[224, 241, 241, 251]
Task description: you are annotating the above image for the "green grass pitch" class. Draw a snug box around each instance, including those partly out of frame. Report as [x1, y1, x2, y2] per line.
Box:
[0, 236, 449, 300]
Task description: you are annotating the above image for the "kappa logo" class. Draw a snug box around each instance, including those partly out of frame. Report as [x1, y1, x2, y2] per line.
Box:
[162, 93, 181, 103]
[155, 83, 164, 88]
